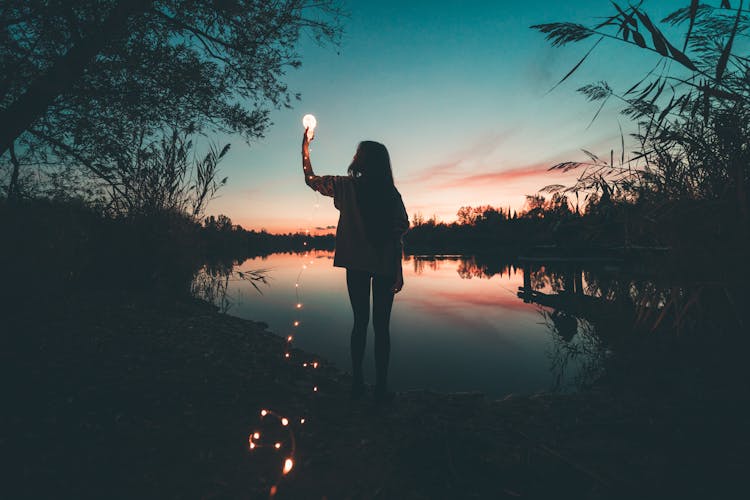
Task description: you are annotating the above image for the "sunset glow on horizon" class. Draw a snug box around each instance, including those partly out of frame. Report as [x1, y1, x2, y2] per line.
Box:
[206, 0, 688, 234]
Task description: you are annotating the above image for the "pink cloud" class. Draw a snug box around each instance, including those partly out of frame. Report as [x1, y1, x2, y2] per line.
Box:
[400, 130, 514, 186]
[399, 159, 463, 185]
[399, 287, 537, 333]
[433, 160, 574, 189]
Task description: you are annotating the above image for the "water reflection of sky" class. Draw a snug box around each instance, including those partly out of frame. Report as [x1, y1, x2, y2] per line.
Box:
[228, 251, 582, 398]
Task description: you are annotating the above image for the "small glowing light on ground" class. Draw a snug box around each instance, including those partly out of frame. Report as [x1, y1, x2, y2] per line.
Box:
[293, 321, 300, 327]
[303, 363, 308, 367]
[253, 432, 260, 439]
[283, 458, 294, 474]
[249, 441, 256, 449]
[284, 353, 290, 359]
[260, 409, 268, 417]
[281, 418, 289, 426]
[312, 362, 319, 368]
[313, 386, 318, 392]
[287, 335, 293, 342]
[300, 418, 305, 424]
[275, 442, 281, 449]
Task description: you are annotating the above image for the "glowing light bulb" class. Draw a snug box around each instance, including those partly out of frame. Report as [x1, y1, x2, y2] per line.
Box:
[300, 418, 306, 424]
[284, 352, 290, 359]
[287, 335, 293, 342]
[293, 321, 299, 327]
[313, 386, 318, 392]
[260, 409, 268, 417]
[253, 432, 260, 439]
[281, 418, 289, 426]
[283, 458, 294, 474]
[274, 442, 281, 449]
[302, 114, 317, 140]
[296, 303, 302, 309]
[312, 362, 319, 368]
[249, 441, 256, 449]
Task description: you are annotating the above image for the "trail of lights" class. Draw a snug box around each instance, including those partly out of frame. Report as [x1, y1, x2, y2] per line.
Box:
[247, 152, 325, 497]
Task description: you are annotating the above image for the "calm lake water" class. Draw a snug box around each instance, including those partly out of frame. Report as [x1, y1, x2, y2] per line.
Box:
[207, 251, 601, 398]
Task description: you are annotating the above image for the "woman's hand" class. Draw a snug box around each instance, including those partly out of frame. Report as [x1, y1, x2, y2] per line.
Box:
[392, 272, 404, 294]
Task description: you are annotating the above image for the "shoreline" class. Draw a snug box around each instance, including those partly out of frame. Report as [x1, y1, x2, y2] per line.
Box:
[4, 291, 746, 499]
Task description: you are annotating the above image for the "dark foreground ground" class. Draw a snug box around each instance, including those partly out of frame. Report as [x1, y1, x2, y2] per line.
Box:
[2, 293, 748, 499]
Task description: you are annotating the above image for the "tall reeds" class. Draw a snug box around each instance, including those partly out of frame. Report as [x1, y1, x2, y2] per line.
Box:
[533, 1, 749, 232]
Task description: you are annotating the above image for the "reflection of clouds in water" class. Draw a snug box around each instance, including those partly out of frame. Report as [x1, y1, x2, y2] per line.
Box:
[398, 262, 541, 345]
[397, 293, 527, 347]
[223, 250, 632, 396]
[428, 289, 533, 311]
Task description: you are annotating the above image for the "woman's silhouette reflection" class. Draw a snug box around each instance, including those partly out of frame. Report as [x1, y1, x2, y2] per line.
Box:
[301, 130, 408, 404]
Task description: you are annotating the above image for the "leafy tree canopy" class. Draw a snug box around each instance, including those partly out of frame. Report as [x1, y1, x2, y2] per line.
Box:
[0, 0, 342, 201]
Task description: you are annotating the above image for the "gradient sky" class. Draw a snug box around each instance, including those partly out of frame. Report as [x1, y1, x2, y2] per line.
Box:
[208, 0, 688, 233]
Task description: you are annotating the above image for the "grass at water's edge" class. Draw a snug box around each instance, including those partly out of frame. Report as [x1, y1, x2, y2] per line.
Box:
[2, 292, 748, 499]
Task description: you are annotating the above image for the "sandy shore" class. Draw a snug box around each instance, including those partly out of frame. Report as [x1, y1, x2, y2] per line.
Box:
[3, 292, 746, 499]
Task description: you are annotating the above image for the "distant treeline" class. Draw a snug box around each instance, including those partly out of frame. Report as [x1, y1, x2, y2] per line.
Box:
[0, 198, 333, 300]
[2, 187, 742, 304]
[405, 195, 578, 254]
[201, 214, 335, 257]
[404, 193, 745, 268]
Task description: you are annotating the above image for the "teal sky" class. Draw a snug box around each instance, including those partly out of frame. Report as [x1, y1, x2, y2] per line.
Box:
[209, 0, 689, 232]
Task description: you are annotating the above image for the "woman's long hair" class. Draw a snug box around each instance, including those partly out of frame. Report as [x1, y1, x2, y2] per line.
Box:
[348, 141, 398, 248]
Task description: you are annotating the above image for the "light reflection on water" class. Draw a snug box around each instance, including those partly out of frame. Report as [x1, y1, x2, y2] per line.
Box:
[222, 251, 591, 398]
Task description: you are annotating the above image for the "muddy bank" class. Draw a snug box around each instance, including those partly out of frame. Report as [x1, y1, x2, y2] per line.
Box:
[2, 293, 747, 499]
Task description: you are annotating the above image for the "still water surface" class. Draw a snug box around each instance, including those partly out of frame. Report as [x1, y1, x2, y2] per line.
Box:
[221, 251, 593, 398]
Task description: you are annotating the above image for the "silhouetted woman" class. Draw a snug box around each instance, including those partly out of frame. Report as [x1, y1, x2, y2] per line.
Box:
[301, 129, 408, 403]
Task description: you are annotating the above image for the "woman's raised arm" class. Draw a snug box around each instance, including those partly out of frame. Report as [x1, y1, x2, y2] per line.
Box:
[301, 129, 336, 197]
